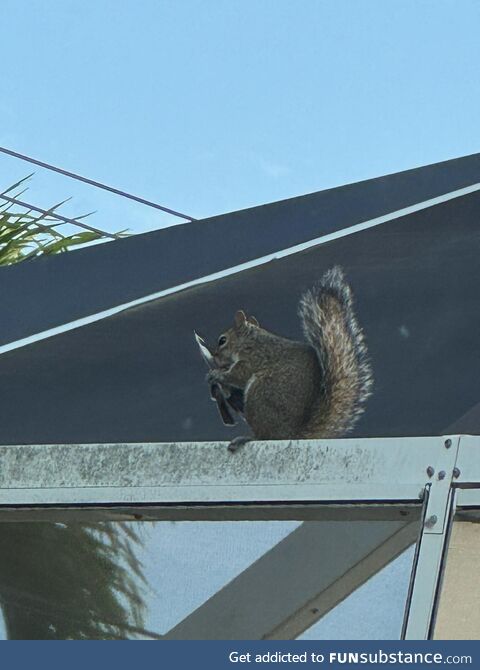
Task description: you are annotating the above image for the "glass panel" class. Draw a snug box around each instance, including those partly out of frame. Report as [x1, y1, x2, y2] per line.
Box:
[0, 516, 420, 640]
[300, 547, 415, 640]
[434, 517, 480, 640]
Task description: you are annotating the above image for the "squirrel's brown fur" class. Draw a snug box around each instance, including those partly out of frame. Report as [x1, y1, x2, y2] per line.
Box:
[207, 266, 373, 447]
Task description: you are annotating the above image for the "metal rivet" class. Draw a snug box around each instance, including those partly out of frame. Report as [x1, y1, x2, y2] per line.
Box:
[426, 466, 435, 478]
[445, 439, 452, 449]
[425, 515, 438, 528]
[453, 467, 461, 479]
[437, 470, 446, 481]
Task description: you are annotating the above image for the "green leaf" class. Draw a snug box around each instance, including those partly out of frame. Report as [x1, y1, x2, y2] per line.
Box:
[0, 173, 34, 196]
[0, 178, 128, 266]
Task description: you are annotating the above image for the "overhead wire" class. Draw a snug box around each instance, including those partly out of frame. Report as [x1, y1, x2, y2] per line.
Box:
[0, 146, 196, 222]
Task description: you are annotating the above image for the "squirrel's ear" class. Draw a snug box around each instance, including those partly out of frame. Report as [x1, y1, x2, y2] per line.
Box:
[247, 315, 259, 327]
[234, 310, 247, 328]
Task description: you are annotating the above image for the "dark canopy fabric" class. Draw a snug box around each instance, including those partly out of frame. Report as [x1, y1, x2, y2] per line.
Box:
[0, 152, 479, 346]
[0, 186, 479, 444]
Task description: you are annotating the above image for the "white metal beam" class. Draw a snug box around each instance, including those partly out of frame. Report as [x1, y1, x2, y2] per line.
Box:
[452, 434, 480, 486]
[164, 519, 419, 640]
[0, 437, 452, 508]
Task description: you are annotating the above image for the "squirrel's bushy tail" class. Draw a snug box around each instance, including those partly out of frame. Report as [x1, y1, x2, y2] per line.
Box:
[298, 266, 373, 438]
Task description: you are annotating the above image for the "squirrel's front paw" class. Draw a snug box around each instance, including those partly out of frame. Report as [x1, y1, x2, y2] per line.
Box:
[228, 436, 252, 453]
[206, 368, 224, 386]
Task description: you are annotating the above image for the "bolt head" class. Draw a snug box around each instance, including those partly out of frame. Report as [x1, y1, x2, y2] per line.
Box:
[426, 466, 435, 478]
[453, 467, 461, 479]
[438, 470, 446, 481]
[445, 438, 452, 449]
[425, 514, 438, 528]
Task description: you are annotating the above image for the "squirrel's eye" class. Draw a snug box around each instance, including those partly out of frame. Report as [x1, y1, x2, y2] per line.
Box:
[218, 335, 227, 347]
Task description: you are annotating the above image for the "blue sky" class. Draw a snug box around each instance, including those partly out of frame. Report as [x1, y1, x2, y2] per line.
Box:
[1, 0, 479, 236]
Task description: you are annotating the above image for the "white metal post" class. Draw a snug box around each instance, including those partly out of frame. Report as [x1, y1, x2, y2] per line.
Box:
[402, 436, 460, 639]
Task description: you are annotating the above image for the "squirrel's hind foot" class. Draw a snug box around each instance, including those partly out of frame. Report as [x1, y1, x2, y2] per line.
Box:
[227, 436, 252, 453]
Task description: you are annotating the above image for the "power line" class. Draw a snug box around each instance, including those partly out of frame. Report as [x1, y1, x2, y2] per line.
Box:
[0, 146, 196, 222]
[0, 193, 121, 240]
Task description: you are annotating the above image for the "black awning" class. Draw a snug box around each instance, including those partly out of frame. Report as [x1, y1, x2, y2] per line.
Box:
[0, 152, 479, 345]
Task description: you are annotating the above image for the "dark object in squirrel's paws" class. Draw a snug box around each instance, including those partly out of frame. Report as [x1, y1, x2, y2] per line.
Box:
[210, 383, 235, 426]
[195, 331, 245, 427]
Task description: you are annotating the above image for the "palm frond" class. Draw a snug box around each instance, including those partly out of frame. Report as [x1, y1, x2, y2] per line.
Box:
[0, 177, 125, 265]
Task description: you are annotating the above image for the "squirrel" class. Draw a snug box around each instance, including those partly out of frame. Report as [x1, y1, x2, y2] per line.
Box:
[204, 266, 373, 452]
